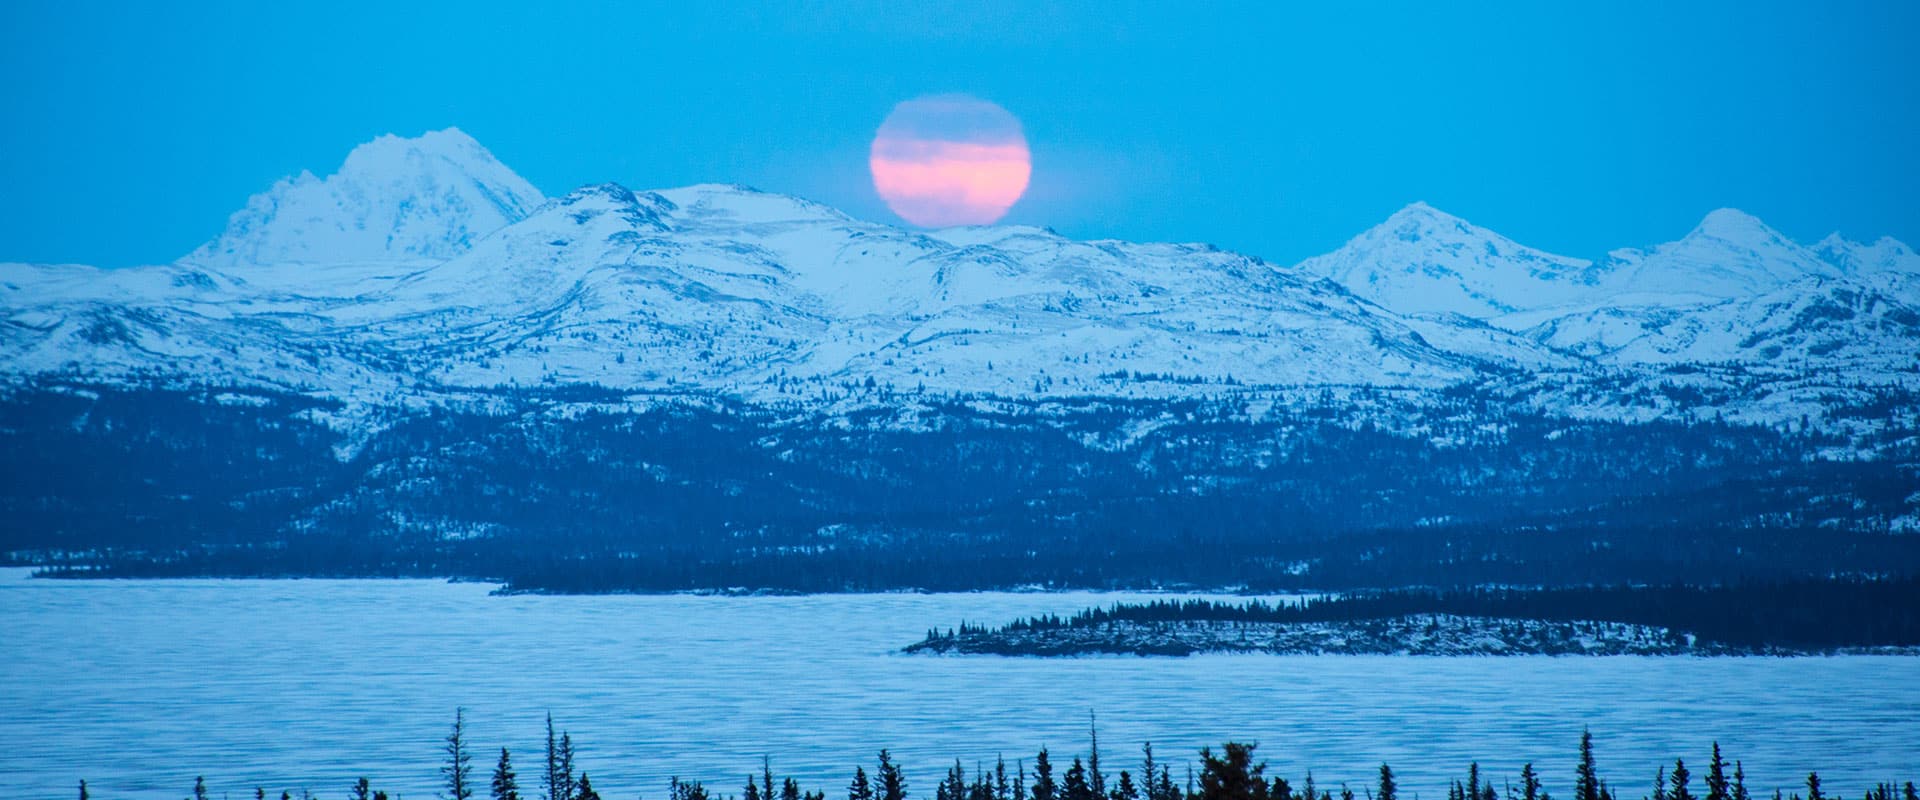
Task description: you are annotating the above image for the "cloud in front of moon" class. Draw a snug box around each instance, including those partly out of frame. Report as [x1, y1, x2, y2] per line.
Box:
[870, 94, 1031, 227]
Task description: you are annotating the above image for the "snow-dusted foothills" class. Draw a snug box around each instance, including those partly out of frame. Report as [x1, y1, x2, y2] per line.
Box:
[3, 129, 1918, 590]
[1, 128, 1914, 427]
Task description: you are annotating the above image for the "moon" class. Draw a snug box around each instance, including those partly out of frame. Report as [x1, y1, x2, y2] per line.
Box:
[869, 94, 1032, 227]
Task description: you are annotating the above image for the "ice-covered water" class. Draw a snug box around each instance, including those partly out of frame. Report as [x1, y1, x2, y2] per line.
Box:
[2, 570, 1914, 800]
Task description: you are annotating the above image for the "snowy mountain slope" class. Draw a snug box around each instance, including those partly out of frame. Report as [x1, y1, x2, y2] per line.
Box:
[1528, 275, 1920, 370]
[3, 128, 1916, 429]
[1815, 233, 1920, 289]
[181, 128, 544, 269]
[1293, 202, 1603, 320]
[1594, 209, 1843, 308]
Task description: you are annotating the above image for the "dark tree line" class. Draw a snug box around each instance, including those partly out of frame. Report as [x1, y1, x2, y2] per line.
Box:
[9, 382, 1920, 593]
[102, 715, 1915, 800]
[930, 576, 1920, 652]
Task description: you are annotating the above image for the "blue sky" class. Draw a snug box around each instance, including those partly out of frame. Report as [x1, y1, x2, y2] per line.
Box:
[2, 1, 1914, 268]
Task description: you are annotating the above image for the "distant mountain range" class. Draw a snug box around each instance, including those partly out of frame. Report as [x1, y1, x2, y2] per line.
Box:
[4, 128, 1913, 427]
[4, 129, 1916, 590]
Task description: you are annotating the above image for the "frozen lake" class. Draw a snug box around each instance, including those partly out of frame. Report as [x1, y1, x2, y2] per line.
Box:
[1, 570, 1914, 800]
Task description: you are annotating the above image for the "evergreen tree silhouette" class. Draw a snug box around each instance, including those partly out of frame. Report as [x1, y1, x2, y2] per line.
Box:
[1576, 730, 1602, 800]
[879, 750, 908, 800]
[556, 733, 577, 800]
[1142, 746, 1160, 800]
[1066, 759, 1094, 800]
[851, 767, 875, 800]
[444, 708, 475, 800]
[1377, 766, 1396, 800]
[545, 715, 561, 800]
[1033, 749, 1057, 800]
[353, 777, 373, 800]
[1706, 745, 1729, 800]
[195, 776, 209, 800]
[1519, 764, 1542, 800]
[1116, 771, 1141, 800]
[1670, 761, 1693, 800]
[1198, 743, 1271, 800]
[575, 774, 601, 800]
[1805, 774, 1823, 800]
[493, 748, 521, 800]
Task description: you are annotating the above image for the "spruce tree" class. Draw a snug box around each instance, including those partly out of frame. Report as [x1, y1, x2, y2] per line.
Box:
[1142, 746, 1160, 800]
[999, 757, 1013, 800]
[1066, 759, 1094, 800]
[1670, 761, 1693, 800]
[1197, 743, 1270, 800]
[1706, 745, 1729, 800]
[80, 780, 89, 800]
[493, 748, 521, 800]
[1806, 774, 1823, 800]
[556, 734, 577, 800]
[195, 776, 210, 800]
[879, 750, 909, 800]
[444, 708, 475, 800]
[1033, 749, 1057, 800]
[353, 778, 373, 800]
[545, 715, 561, 800]
[941, 762, 967, 800]
[750, 776, 765, 800]
[852, 767, 875, 800]
[1378, 766, 1396, 800]
[1117, 771, 1141, 800]
[1520, 764, 1541, 800]
[1576, 730, 1602, 800]
[575, 774, 601, 800]
[1655, 766, 1669, 800]
[1732, 764, 1749, 800]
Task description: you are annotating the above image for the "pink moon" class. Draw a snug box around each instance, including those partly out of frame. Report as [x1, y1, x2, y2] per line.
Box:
[869, 95, 1032, 227]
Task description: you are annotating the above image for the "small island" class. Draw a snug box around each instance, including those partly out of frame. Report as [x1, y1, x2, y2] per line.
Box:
[906, 578, 1920, 657]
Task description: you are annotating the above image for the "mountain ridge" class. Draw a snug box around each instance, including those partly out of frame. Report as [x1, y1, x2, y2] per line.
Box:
[4, 129, 1917, 433]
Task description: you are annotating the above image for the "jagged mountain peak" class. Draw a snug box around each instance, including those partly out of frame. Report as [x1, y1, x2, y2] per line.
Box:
[181, 128, 547, 269]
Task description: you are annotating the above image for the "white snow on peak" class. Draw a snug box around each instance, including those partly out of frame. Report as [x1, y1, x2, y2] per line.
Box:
[181, 127, 546, 269]
[1295, 202, 1600, 319]
[1814, 232, 1920, 283]
[1599, 208, 1840, 305]
[8, 128, 1919, 426]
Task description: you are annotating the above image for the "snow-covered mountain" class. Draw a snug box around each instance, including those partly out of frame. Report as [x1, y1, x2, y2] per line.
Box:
[1293, 202, 1604, 320]
[3, 129, 1916, 428]
[181, 128, 544, 269]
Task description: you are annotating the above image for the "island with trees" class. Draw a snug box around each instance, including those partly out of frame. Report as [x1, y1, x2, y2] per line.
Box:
[905, 578, 1920, 657]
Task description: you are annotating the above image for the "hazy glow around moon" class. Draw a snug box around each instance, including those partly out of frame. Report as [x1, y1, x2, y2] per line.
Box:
[870, 94, 1031, 227]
